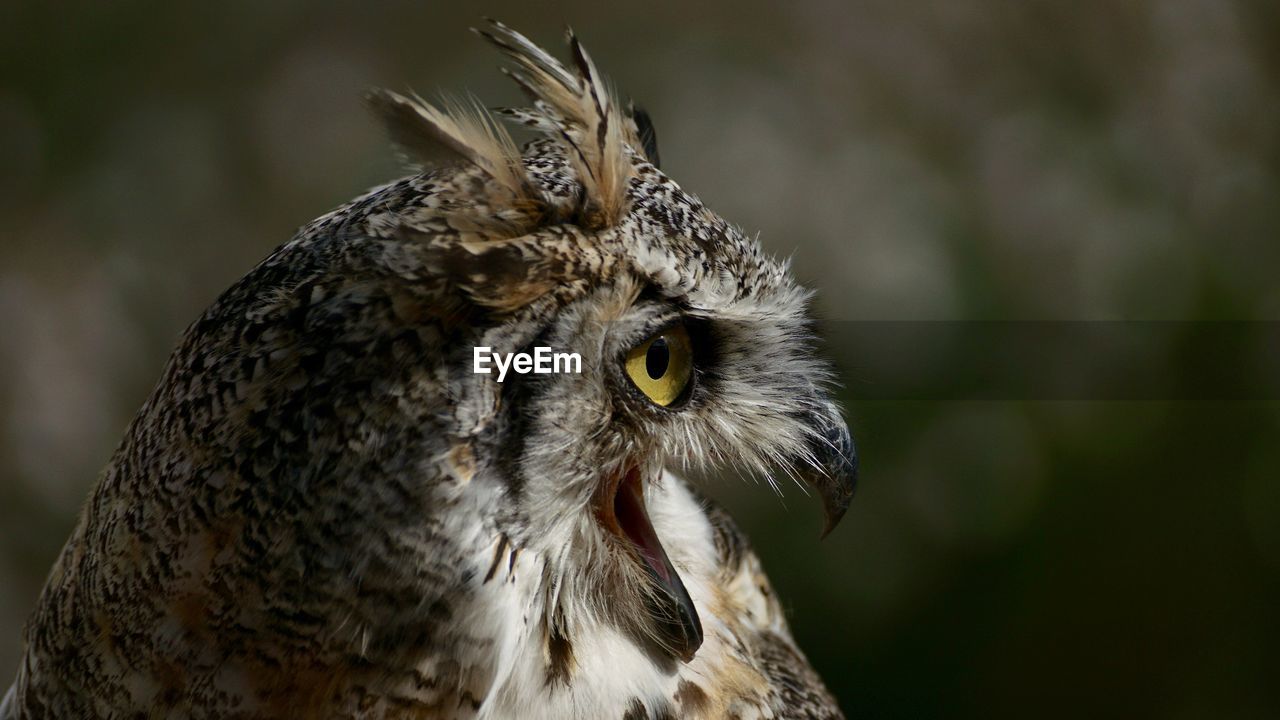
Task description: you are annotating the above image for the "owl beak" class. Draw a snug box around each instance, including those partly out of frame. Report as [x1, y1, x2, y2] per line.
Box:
[602, 466, 704, 663]
[802, 403, 859, 539]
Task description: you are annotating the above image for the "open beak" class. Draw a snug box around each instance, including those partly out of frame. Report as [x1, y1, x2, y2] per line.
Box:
[598, 466, 703, 663]
[595, 401, 855, 664]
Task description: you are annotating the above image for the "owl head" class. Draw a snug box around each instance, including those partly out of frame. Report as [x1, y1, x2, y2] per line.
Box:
[353, 21, 858, 664]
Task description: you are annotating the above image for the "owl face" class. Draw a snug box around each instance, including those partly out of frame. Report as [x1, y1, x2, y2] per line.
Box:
[366, 20, 857, 665]
[436, 159, 856, 663]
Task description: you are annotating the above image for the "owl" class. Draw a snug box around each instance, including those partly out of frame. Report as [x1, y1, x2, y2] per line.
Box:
[2, 21, 856, 720]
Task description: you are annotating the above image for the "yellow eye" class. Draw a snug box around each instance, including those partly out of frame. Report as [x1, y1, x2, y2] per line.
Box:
[624, 324, 694, 407]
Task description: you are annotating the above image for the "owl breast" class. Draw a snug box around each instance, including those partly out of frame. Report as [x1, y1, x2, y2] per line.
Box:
[456, 472, 787, 720]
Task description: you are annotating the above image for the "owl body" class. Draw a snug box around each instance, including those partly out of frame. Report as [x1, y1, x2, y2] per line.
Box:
[4, 22, 855, 720]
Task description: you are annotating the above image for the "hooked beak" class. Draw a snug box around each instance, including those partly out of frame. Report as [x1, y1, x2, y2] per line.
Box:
[800, 401, 859, 538]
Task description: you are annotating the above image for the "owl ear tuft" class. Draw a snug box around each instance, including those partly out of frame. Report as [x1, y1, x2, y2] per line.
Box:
[371, 22, 646, 241]
[476, 19, 638, 231]
[629, 104, 660, 169]
[366, 88, 539, 209]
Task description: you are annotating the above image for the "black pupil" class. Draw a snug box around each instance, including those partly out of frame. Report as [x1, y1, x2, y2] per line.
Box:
[646, 337, 670, 380]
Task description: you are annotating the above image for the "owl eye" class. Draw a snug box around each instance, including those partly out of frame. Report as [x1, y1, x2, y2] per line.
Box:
[624, 324, 694, 407]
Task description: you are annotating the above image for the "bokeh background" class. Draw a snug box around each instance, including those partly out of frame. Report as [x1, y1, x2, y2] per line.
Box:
[2, 1, 1279, 716]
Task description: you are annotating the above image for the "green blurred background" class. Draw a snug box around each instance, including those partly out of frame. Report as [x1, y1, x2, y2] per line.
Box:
[2, 1, 1278, 717]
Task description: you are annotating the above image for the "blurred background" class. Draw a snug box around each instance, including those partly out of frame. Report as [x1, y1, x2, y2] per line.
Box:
[2, 1, 1278, 716]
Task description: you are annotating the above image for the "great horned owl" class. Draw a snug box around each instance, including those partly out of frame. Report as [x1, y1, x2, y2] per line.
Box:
[3, 21, 856, 720]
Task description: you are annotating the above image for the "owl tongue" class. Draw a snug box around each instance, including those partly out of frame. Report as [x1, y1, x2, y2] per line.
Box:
[610, 467, 704, 662]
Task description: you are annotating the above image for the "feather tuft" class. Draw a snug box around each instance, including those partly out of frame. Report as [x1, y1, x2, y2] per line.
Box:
[365, 88, 533, 207]
[369, 21, 646, 234]
[477, 20, 639, 230]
